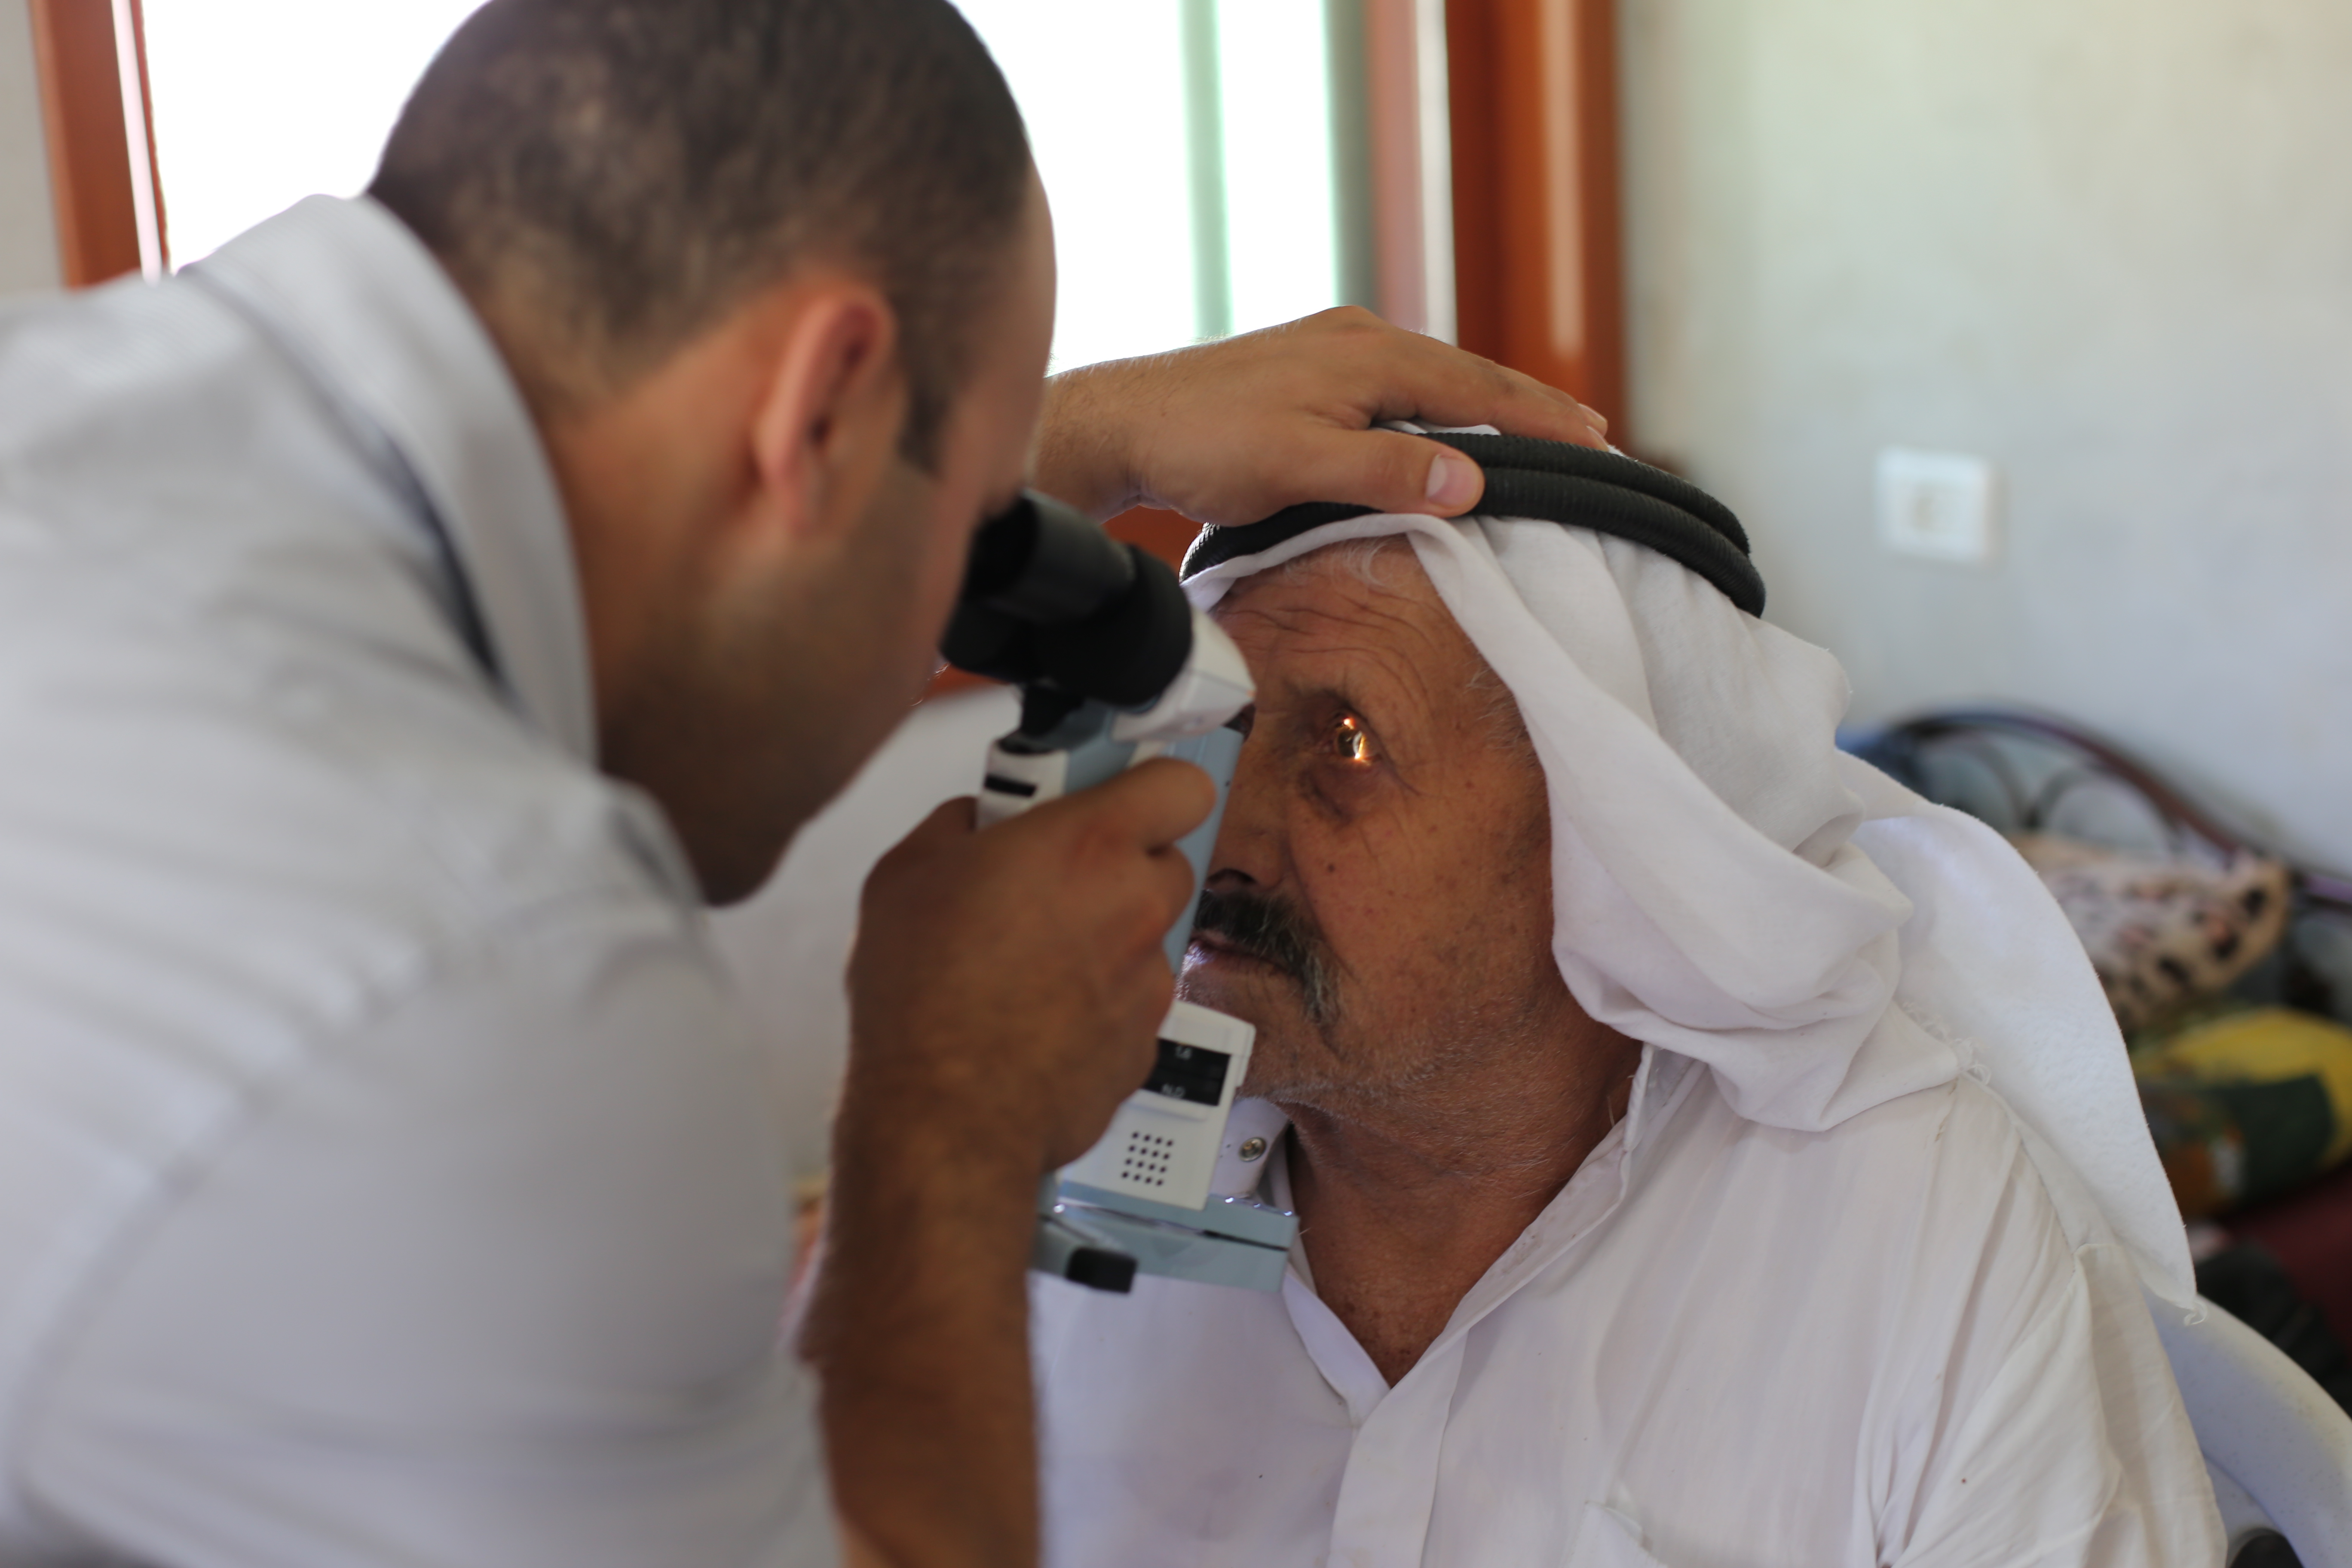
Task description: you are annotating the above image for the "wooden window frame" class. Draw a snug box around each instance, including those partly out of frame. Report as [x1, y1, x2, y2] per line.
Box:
[28, 0, 165, 286]
[1445, 0, 1626, 433]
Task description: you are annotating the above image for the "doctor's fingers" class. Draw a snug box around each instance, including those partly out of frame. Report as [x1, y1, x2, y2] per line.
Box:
[1022, 757, 1216, 863]
[1325, 310, 1608, 440]
[1191, 324, 1607, 522]
[1013, 796, 1208, 952]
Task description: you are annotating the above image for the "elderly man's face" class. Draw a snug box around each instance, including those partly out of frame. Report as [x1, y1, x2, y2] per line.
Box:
[1182, 541, 1580, 1114]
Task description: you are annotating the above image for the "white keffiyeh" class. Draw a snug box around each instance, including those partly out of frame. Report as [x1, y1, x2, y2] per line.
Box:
[1181, 458, 2195, 1312]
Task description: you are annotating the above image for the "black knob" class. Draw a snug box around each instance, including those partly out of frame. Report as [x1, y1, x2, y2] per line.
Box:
[2231, 1529, 2301, 1568]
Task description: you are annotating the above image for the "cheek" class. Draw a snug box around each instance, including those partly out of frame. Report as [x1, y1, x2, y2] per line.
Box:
[915, 510, 972, 635]
[1295, 786, 1557, 1019]
[1291, 814, 1466, 994]
[881, 475, 976, 652]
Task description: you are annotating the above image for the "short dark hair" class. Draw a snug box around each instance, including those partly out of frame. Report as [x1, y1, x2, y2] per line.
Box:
[369, 0, 1032, 465]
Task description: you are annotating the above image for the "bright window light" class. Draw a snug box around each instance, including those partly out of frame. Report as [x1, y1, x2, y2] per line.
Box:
[957, 0, 1355, 364]
[951, 0, 1200, 373]
[1214, 0, 1341, 337]
[144, 0, 486, 267]
[143, 1, 1360, 371]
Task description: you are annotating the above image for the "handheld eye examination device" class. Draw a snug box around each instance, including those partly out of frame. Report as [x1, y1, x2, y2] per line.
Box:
[942, 490, 1299, 1294]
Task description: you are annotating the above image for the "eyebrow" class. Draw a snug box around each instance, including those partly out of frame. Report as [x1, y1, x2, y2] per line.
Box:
[1287, 680, 1374, 721]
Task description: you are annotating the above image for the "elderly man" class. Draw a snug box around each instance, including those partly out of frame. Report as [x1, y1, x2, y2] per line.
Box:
[1031, 437, 2223, 1567]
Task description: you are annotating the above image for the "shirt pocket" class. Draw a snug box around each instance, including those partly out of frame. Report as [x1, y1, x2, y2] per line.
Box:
[1566, 1502, 1675, 1568]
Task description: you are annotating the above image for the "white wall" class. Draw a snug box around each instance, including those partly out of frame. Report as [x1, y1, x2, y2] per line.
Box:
[0, 0, 60, 294]
[1620, 0, 2352, 870]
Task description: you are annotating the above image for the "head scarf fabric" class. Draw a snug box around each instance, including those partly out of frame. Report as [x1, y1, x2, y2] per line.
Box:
[1180, 472, 2195, 1311]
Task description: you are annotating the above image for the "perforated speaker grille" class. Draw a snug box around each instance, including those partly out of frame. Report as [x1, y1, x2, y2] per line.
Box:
[1118, 1129, 1175, 1188]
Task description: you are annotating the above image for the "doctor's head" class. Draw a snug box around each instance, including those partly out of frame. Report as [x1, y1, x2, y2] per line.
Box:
[1182, 538, 1637, 1152]
[371, 0, 1052, 901]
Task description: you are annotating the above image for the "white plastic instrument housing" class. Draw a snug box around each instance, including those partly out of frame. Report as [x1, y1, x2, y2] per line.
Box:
[1061, 999, 1255, 1211]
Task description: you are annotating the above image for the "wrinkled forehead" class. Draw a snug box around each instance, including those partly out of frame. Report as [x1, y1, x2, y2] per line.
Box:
[1213, 533, 1425, 612]
[1211, 537, 1525, 743]
[1212, 535, 1442, 648]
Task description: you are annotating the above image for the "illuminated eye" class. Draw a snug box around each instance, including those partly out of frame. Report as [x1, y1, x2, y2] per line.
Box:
[1331, 714, 1375, 764]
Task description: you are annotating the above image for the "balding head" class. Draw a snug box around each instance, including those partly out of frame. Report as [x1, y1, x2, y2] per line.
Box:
[371, 0, 1031, 463]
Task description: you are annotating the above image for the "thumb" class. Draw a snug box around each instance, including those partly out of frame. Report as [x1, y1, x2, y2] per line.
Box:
[860, 795, 976, 917]
[1288, 428, 1486, 518]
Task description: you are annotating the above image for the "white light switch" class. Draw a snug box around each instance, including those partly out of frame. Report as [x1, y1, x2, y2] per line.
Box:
[1875, 447, 1998, 564]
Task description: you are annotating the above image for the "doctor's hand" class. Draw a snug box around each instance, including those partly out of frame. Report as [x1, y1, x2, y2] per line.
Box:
[811, 758, 1213, 1568]
[1032, 305, 1610, 527]
[841, 756, 1213, 1175]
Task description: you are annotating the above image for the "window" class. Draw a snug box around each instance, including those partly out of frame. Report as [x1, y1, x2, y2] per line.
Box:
[44, 1, 1623, 423]
[132, 0, 1380, 374]
[142, 0, 484, 266]
[956, 0, 1369, 369]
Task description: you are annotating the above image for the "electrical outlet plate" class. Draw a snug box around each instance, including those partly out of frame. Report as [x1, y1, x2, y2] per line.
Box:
[1876, 447, 1998, 564]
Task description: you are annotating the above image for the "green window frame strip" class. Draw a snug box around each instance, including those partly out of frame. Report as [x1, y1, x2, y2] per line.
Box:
[1178, 0, 1379, 344]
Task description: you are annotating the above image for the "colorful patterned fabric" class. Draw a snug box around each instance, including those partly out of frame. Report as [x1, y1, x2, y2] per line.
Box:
[2013, 834, 2291, 1032]
[2137, 1006, 2352, 1218]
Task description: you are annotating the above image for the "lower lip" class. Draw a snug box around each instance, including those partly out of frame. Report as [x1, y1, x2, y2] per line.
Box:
[1188, 937, 1278, 973]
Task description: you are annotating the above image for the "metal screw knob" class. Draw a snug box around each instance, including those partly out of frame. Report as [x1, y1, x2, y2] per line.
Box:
[1237, 1136, 1268, 1162]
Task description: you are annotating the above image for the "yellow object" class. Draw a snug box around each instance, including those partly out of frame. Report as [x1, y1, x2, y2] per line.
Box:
[2137, 1008, 2352, 1168]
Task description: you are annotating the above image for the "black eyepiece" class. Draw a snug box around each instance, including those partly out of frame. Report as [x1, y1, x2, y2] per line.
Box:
[956, 491, 1135, 622]
[943, 490, 1194, 710]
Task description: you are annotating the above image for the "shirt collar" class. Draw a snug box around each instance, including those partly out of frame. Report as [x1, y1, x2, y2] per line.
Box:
[190, 195, 597, 765]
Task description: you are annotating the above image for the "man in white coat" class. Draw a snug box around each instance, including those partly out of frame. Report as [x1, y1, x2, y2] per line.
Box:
[0, 5, 1611, 1565]
[1033, 472, 2225, 1566]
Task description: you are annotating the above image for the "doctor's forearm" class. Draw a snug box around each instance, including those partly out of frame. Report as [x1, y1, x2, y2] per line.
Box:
[805, 771, 1207, 1567]
[804, 1100, 1043, 1568]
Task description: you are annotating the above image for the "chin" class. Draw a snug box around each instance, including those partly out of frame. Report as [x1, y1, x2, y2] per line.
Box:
[677, 820, 795, 908]
[1175, 954, 1265, 1022]
[692, 853, 779, 908]
[1177, 965, 1311, 1068]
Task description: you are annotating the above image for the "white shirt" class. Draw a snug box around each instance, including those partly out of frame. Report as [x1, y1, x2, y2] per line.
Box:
[0, 198, 835, 1567]
[1034, 1052, 2223, 1567]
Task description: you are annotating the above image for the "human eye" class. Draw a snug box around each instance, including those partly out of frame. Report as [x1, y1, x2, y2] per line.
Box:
[1328, 713, 1377, 766]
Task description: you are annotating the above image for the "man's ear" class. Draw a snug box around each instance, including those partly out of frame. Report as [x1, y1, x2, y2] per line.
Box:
[746, 279, 910, 545]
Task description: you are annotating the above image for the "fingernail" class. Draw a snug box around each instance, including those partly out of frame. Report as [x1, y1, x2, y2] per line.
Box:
[1582, 404, 1611, 435]
[1425, 453, 1480, 511]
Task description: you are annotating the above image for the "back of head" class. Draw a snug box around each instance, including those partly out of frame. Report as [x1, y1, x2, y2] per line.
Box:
[370, 0, 1030, 462]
